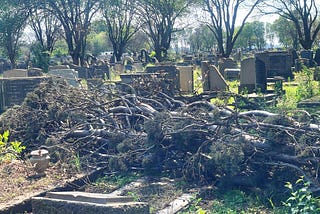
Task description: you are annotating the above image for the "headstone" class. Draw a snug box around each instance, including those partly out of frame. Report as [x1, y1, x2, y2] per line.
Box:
[218, 58, 238, 77]
[314, 49, 320, 66]
[255, 54, 267, 93]
[288, 48, 298, 67]
[48, 65, 70, 71]
[3, 69, 28, 78]
[300, 50, 313, 67]
[48, 69, 79, 87]
[224, 68, 240, 80]
[0, 77, 50, 111]
[239, 58, 255, 93]
[201, 61, 228, 91]
[177, 66, 193, 93]
[27, 68, 44, 77]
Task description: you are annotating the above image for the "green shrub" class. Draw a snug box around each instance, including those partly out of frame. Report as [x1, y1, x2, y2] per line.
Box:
[0, 130, 25, 163]
[283, 176, 320, 214]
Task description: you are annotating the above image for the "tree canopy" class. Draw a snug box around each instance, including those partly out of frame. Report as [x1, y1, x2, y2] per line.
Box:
[263, 0, 320, 50]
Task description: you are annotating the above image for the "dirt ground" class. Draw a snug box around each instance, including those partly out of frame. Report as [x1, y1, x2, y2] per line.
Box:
[0, 160, 84, 211]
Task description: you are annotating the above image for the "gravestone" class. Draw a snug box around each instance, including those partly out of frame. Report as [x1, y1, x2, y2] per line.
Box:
[314, 49, 320, 66]
[48, 69, 79, 87]
[201, 61, 228, 91]
[300, 50, 314, 67]
[288, 48, 299, 67]
[145, 65, 179, 94]
[239, 58, 255, 93]
[218, 58, 238, 77]
[3, 69, 28, 78]
[27, 68, 44, 77]
[255, 53, 267, 93]
[0, 77, 50, 111]
[48, 65, 70, 71]
[177, 66, 193, 93]
[255, 51, 293, 79]
[224, 68, 240, 80]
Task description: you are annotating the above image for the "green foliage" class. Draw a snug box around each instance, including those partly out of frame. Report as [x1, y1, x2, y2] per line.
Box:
[283, 176, 320, 214]
[235, 21, 266, 50]
[181, 196, 206, 214]
[52, 39, 68, 57]
[0, 130, 25, 163]
[271, 16, 299, 49]
[86, 32, 110, 56]
[295, 67, 315, 101]
[30, 42, 50, 72]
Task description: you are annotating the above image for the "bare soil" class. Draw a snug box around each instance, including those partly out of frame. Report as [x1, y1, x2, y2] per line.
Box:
[0, 160, 84, 211]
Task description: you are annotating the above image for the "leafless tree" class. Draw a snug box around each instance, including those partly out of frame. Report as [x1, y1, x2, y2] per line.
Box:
[262, 0, 320, 50]
[45, 0, 101, 66]
[203, 0, 262, 57]
[102, 0, 141, 62]
[137, 0, 194, 62]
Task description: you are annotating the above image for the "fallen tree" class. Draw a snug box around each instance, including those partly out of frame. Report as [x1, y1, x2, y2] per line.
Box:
[0, 78, 319, 201]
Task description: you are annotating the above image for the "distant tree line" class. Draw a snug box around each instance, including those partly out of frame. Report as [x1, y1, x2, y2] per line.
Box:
[0, 0, 319, 69]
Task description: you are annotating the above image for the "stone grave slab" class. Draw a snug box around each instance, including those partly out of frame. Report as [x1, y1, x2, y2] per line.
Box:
[48, 65, 70, 71]
[201, 61, 228, 91]
[218, 58, 238, 76]
[48, 69, 79, 87]
[32, 191, 149, 214]
[27, 68, 44, 77]
[177, 66, 193, 93]
[224, 68, 240, 80]
[239, 58, 255, 93]
[0, 77, 50, 111]
[3, 69, 28, 78]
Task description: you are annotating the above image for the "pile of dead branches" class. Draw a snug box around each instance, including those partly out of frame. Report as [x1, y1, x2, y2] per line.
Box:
[0, 78, 320, 200]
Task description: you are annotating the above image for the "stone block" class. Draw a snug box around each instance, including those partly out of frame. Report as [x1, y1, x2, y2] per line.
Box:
[3, 69, 28, 78]
[32, 191, 149, 214]
[201, 61, 228, 91]
[177, 66, 193, 93]
[48, 69, 79, 87]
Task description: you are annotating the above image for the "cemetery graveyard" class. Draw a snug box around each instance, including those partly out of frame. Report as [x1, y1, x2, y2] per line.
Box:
[1, 49, 320, 213]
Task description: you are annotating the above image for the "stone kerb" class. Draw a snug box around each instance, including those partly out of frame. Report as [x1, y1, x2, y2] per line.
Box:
[48, 69, 79, 87]
[3, 69, 28, 78]
[32, 191, 149, 214]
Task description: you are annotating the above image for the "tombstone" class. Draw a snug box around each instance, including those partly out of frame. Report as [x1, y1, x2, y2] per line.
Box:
[288, 48, 299, 67]
[87, 65, 110, 79]
[177, 66, 193, 93]
[239, 58, 256, 93]
[0, 77, 50, 111]
[48, 65, 70, 71]
[314, 49, 320, 66]
[122, 56, 134, 72]
[27, 68, 44, 77]
[218, 58, 238, 77]
[145, 65, 179, 94]
[48, 69, 79, 87]
[201, 61, 228, 91]
[182, 55, 193, 65]
[68, 64, 88, 79]
[224, 68, 240, 80]
[255, 53, 267, 93]
[3, 69, 28, 78]
[255, 51, 293, 79]
[300, 50, 313, 67]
